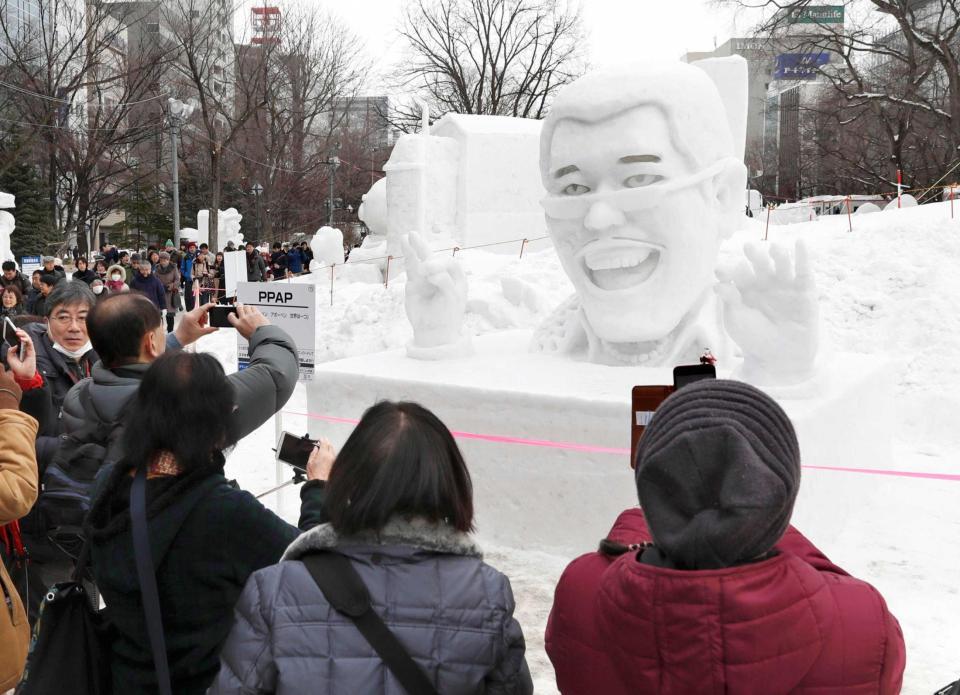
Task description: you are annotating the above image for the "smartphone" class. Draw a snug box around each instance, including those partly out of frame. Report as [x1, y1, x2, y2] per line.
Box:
[673, 363, 717, 390]
[208, 305, 238, 328]
[630, 385, 674, 469]
[276, 431, 317, 470]
[2, 317, 24, 360]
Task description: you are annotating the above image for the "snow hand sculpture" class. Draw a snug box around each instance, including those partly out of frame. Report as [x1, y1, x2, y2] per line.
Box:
[402, 232, 472, 360]
[716, 239, 819, 386]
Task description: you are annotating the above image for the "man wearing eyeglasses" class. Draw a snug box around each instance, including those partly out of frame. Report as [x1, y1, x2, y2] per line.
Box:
[532, 61, 819, 385]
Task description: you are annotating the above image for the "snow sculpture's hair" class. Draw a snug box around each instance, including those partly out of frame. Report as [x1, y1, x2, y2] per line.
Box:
[540, 61, 737, 184]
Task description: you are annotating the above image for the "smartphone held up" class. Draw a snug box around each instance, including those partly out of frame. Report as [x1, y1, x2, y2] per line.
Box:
[2, 316, 25, 360]
[629, 362, 717, 468]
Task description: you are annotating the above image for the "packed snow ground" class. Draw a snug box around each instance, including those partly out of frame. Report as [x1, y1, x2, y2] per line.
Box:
[201, 203, 960, 694]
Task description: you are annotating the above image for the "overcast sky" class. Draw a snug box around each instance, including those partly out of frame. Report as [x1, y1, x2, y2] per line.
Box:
[239, 0, 758, 94]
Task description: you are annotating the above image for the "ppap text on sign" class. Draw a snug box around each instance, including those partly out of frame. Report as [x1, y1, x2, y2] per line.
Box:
[236, 281, 316, 381]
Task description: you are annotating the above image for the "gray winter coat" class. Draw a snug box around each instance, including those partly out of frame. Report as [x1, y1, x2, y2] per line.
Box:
[211, 517, 534, 695]
[59, 324, 298, 461]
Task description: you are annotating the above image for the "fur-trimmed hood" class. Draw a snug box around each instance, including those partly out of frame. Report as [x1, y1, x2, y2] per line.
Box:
[282, 516, 483, 562]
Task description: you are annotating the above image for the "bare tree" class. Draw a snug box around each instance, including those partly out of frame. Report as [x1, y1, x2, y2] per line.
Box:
[1, 0, 169, 252]
[719, 0, 960, 193]
[229, 6, 367, 242]
[392, 0, 585, 128]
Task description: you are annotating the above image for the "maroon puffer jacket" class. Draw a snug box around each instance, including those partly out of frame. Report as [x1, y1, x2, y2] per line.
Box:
[546, 508, 905, 694]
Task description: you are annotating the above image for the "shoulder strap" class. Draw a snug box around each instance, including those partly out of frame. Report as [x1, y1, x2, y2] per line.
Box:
[301, 552, 439, 695]
[130, 465, 173, 695]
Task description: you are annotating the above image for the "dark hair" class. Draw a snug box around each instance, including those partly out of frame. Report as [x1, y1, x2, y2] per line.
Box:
[40, 273, 59, 287]
[325, 401, 474, 535]
[2, 261, 16, 272]
[120, 351, 237, 470]
[31, 270, 41, 278]
[76, 257, 88, 269]
[200, 243, 208, 250]
[2, 284, 22, 305]
[272, 242, 281, 250]
[119, 251, 129, 259]
[87, 292, 162, 367]
[45, 279, 95, 316]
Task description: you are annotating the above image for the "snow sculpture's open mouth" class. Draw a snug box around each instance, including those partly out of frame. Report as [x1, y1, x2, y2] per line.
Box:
[579, 241, 662, 292]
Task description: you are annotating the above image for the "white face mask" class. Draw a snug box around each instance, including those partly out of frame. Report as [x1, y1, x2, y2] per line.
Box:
[111, 274, 122, 281]
[92, 285, 104, 295]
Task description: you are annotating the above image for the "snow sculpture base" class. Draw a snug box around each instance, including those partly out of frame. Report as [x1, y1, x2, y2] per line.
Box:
[306, 330, 893, 555]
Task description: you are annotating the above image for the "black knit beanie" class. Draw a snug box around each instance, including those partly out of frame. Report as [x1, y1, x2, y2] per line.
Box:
[634, 379, 801, 570]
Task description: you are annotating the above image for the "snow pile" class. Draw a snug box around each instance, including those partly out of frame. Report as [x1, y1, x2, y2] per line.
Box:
[202, 201, 960, 694]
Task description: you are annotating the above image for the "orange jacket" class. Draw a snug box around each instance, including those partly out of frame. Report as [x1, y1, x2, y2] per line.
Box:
[0, 409, 39, 691]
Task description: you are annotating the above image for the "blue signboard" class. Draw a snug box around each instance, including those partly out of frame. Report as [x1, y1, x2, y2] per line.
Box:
[775, 53, 830, 80]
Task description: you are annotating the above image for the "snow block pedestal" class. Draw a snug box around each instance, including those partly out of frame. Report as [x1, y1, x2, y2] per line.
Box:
[307, 330, 893, 555]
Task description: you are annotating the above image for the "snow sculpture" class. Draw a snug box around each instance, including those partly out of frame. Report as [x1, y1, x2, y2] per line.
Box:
[310, 226, 344, 271]
[0, 191, 14, 264]
[530, 58, 820, 386]
[194, 208, 244, 247]
[402, 232, 472, 360]
[855, 202, 881, 215]
[358, 178, 387, 236]
[884, 194, 918, 211]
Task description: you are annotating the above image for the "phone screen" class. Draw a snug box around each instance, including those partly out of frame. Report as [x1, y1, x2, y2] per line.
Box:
[630, 385, 674, 469]
[277, 432, 315, 469]
[673, 364, 717, 390]
[208, 306, 238, 328]
[3, 317, 22, 352]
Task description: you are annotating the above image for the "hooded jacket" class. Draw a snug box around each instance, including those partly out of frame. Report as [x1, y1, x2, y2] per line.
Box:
[105, 264, 129, 293]
[0, 410, 39, 691]
[211, 517, 533, 695]
[545, 508, 906, 695]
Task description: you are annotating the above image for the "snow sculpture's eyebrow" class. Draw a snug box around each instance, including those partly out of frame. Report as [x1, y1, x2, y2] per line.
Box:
[619, 154, 661, 164]
[553, 165, 580, 179]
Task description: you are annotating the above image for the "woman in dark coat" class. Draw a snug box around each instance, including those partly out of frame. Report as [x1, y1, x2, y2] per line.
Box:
[85, 351, 328, 695]
[71, 257, 97, 284]
[212, 401, 533, 695]
[1, 285, 24, 318]
[128, 260, 166, 310]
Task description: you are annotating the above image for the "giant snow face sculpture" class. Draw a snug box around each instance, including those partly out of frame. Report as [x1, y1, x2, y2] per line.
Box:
[541, 104, 743, 347]
[531, 60, 821, 381]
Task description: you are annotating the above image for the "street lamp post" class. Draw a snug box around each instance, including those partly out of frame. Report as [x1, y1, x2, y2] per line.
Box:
[166, 97, 196, 248]
[252, 182, 263, 243]
[327, 155, 340, 225]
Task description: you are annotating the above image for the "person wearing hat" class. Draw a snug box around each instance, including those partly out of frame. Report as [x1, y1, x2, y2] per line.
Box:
[155, 251, 180, 332]
[41, 256, 65, 282]
[545, 380, 906, 695]
[180, 241, 198, 311]
[89, 277, 109, 302]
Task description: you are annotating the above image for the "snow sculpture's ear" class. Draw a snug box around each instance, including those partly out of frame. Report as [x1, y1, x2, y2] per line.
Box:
[713, 159, 749, 239]
[691, 56, 748, 162]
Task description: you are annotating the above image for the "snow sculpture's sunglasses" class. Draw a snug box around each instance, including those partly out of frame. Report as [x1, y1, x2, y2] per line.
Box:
[539, 158, 738, 220]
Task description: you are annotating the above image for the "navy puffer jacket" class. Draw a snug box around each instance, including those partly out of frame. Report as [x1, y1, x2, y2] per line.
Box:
[211, 517, 533, 695]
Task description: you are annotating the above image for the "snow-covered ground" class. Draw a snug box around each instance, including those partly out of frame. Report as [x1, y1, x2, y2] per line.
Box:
[201, 202, 960, 694]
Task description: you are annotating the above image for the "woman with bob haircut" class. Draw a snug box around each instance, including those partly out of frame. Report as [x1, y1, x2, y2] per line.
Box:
[85, 351, 329, 695]
[212, 400, 534, 695]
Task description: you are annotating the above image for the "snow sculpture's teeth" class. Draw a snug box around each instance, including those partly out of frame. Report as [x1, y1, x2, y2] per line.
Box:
[579, 243, 661, 292]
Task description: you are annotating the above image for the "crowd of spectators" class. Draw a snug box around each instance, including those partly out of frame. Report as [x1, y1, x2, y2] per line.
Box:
[0, 253, 915, 694]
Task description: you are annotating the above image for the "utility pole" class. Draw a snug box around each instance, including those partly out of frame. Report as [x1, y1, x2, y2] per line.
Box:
[166, 97, 197, 248]
[327, 155, 340, 226]
[252, 182, 263, 243]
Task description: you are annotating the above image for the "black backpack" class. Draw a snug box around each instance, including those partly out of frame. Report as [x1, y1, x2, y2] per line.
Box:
[38, 385, 122, 544]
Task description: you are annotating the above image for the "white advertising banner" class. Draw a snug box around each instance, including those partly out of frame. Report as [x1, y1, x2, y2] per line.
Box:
[236, 281, 315, 381]
[223, 251, 246, 298]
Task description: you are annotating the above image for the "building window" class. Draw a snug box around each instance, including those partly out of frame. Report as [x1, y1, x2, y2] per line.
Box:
[146, 22, 159, 32]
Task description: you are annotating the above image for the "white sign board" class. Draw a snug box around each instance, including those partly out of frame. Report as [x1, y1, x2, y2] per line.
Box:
[21, 255, 42, 276]
[223, 251, 246, 298]
[236, 281, 315, 381]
